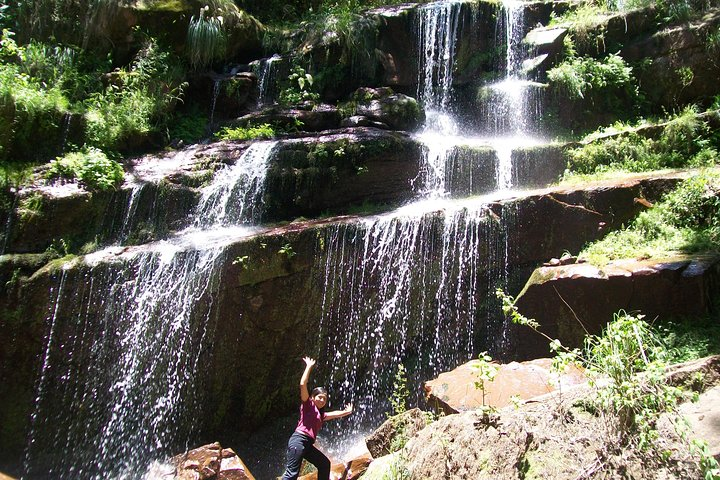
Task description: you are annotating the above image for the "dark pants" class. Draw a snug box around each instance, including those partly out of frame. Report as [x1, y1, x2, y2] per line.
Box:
[281, 431, 331, 480]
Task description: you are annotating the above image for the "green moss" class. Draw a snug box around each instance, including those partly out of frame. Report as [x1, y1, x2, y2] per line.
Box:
[136, 0, 191, 12]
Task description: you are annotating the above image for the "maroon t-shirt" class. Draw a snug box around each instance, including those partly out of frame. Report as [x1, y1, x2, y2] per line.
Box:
[295, 397, 324, 439]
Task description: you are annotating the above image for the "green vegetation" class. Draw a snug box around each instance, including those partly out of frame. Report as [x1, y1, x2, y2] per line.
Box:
[658, 316, 720, 364]
[547, 52, 640, 123]
[215, 123, 276, 141]
[581, 173, 720, 265]
[46, 147, 124, 191]
[187, 6, 226, 70]
[499, 290, 720, 477]
[167, 108, 208, 144]
[563, 107, 720, 178]
[470, 351, 498, 411]
[389, 363, 409, 417]
[278, 64, 320, 107]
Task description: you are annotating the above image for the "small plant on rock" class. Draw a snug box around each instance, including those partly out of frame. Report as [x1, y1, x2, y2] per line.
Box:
[470, 351, 498, 411]
[279, 64, 319, 106]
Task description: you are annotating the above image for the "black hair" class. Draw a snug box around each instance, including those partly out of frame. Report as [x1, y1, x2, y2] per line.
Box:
[310, 386, 328, 414]
[311, 386, 328, 397]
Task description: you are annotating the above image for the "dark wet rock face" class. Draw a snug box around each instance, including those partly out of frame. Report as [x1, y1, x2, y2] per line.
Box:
[349, 87, 425, 131]
[0, 172, 693, 472]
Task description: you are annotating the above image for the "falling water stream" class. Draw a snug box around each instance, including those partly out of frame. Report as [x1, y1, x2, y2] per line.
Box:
[19, 0, 551, 477]
[21, 143, 277, 479]
[309, 0, 542, 461]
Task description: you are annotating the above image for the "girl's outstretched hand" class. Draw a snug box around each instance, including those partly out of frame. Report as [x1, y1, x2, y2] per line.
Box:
[344, 403, 354, 414]
[303, 357, 316, 369]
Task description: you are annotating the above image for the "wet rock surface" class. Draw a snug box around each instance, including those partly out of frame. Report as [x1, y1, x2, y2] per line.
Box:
[0, 171, 698, 471]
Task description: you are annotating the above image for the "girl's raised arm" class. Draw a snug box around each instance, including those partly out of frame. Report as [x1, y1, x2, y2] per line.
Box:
[299, 356, 316, 402]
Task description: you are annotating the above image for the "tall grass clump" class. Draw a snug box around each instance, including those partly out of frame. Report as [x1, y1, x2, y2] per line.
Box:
[83, 38, 186, 152]
[187, 6, 227, 70]
[581, 172, 720, 265]
[0, 31, 71, 164]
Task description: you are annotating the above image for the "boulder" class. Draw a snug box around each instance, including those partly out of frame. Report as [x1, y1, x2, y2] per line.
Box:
[424, 358, 586, 415]
[511, 255, 720, 360]
[401, 357, 720, 479]
[173, 443, 255, 480]
[522, 27, 567, 78]
[365, 408, 428, 458]
[232, 104, 342, 132]
[349, 88, 425, 131]
[263, 128, 423, 219]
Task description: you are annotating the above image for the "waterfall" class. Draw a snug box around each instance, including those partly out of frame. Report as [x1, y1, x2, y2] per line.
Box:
[118, 184, 145, 243]
[414, 1, 463, 197]
[22, 245, 228, 479]
[316, 199, 512, 445]
[416, 1, 462, 113]
[192, 140, 277, 228]
[208, 79, 221, 127]
[20, 140, 278, 478]
[255, 55, 281, 106]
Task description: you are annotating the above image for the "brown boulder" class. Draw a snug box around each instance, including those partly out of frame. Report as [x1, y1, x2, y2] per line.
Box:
[511, 255, 720, 360]
[173, 443, 254, 480]
[424, 358, 585, 415]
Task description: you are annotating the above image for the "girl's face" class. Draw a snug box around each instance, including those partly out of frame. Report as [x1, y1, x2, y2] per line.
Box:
[312, 393, 328, 409]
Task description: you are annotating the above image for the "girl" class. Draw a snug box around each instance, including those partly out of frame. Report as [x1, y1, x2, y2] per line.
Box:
[280, 356, 353, 480]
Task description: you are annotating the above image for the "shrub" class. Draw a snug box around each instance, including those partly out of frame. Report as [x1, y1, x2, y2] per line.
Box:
[215, 123, 276, 141]
[564, 106, 720, 176]
[278, 64, 319, 106]
[0, 56, 70, 164]
[83, 38, 186, 152]
[168, 109, 208, 144]
[548, 53, 634, 100]
[499, 292, 690, 454]
[46, 147, 124, 191]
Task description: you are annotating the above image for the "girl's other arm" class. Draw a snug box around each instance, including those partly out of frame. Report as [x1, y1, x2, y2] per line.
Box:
[324, 403, 354, 421]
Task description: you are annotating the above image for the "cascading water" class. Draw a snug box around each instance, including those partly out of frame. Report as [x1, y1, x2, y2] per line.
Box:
[413, 0, 463, 198]
[21, 141, 279, 478]
[208, 79, 221, 127]
[192, 141, 277, 228]
[255, 55, 281, 106]
[23, 245, 227, 479]
[310, 1, 540, 453]
[316, 198, 512, 445]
